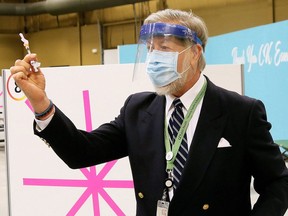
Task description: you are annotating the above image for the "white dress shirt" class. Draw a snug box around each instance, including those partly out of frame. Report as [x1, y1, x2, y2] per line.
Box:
[165, 73, 205, 150]
[35, 112, 54, 131]
[165, 74, 206, 199]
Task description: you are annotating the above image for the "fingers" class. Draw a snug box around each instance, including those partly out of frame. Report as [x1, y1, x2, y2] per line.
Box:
[9, 53, 46, 104]
[23, 53, 39, 65]
[12, 71, 28, 82]
[10, 62, 29, 76]
[10, 53, 38, 76]
[11, 72, 28, 94]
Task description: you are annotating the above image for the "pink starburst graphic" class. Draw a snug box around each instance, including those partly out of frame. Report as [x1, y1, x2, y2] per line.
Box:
[23, 90, 134, 215]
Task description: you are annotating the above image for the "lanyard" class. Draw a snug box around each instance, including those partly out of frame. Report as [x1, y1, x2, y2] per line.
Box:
[164, 79, 207, 171]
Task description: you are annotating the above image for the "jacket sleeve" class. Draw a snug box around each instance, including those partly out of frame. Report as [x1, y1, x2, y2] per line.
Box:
[248, 100, 288, 216]
[33, 102, 129, 169]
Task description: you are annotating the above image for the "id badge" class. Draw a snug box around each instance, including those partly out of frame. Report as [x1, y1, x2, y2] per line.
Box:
[156, 200, 169, 216]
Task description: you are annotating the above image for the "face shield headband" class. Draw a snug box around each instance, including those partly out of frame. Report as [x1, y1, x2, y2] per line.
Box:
[139, 22, 202, 46]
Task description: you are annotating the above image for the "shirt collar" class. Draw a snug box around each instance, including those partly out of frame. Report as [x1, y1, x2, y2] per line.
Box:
[165, 74, 205, 113]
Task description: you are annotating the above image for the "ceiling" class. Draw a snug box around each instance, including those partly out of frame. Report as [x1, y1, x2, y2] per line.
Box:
[0, 0, 285, 35]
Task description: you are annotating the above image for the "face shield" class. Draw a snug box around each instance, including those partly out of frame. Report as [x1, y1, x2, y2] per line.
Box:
[133, 22, 202, 86]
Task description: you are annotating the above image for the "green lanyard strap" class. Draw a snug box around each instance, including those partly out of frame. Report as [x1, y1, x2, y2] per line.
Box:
[164, 79, 207, 171]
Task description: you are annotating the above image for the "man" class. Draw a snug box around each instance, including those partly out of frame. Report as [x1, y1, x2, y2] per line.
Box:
[10, 9, 288, 216]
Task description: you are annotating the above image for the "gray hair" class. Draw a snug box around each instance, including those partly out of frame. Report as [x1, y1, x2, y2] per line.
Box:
[144, 9, 208, 71]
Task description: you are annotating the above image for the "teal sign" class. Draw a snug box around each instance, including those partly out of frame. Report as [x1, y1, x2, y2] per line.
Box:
[205, 20, 288, 143]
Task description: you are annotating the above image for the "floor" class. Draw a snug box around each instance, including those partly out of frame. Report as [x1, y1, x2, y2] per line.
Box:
[0, 147, 287, 216]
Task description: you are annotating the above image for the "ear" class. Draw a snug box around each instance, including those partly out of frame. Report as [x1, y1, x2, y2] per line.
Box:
[190, 44, 202, 65]
[193, 44, 202, 59]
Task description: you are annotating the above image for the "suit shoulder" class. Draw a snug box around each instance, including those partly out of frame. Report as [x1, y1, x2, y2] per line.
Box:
[126, 91, 159, 104]
[120, 91, 164, 111]
[205, 79, 263, 116]
[209, 80, 256, 105]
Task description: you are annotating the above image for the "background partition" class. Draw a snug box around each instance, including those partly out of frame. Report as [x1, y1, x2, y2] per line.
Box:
[3, 63, 242, 216]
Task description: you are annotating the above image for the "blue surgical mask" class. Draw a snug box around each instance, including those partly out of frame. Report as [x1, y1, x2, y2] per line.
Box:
[146, 47, 191, 87]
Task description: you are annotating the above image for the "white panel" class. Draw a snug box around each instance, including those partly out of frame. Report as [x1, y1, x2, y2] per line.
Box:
[103, 49, 118, 65]
[3, 63, 242, 215]
[203, 64, 243, 95]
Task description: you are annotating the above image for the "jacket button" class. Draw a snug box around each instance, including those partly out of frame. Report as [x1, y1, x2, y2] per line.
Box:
[40, 138, 50, 147]
[138, 192, 144, 199]
[203, 204, 209, 210]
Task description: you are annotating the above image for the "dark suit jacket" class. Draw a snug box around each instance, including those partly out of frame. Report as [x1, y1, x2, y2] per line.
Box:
[34, 78, 288, 216]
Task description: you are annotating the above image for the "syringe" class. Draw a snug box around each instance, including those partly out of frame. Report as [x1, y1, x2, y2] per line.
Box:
[19, 33, 41, 72]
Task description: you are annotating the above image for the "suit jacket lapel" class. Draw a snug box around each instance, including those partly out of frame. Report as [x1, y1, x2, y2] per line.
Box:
[138, 94, 167, 191]
[172, 78, 228, 203]
[138, 94, 166, 145]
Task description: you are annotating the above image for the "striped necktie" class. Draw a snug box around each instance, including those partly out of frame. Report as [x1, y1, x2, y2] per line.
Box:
[168, 98, 189, 190]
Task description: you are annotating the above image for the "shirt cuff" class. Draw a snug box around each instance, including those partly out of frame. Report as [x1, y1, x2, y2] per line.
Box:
[35, 114, 54, 131]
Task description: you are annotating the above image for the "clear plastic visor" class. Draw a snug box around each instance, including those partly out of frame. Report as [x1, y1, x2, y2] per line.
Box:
[133, 22, 202, 82]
